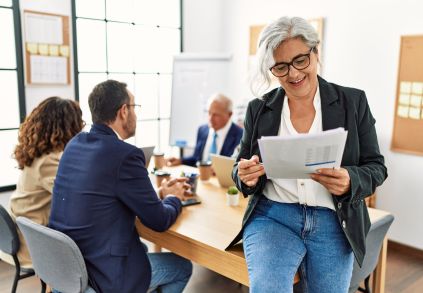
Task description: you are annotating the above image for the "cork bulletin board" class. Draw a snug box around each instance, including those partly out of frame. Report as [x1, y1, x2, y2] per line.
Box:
[391, 35, 423, 156]
[23, 10, 71, 85]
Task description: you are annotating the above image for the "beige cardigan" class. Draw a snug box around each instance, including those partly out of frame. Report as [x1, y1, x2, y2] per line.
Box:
[0, 152, 61, 268]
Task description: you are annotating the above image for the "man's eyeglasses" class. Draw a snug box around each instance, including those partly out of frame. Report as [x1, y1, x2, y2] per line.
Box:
[126, 104, 142, 115]
[126, 104, 141, 109]
[269, 47, 315, 78]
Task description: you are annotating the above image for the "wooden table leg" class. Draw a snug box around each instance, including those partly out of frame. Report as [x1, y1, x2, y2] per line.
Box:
[372, 236, 388, 293]
[153, 244, 162, 252]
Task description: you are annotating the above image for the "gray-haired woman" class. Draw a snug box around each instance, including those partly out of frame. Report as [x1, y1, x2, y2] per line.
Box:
[228, 16, 387, 292]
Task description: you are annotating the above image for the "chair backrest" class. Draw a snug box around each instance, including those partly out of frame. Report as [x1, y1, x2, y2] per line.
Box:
[0, 205, 19, 255]
[349, 212, 394, 293]
[16, 216, 89, 293]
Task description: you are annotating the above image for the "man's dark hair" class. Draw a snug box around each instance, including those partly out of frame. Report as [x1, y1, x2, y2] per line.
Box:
[88, 80, 130, 124]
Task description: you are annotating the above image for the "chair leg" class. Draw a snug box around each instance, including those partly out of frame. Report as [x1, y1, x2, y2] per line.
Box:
[364, 275, 371, 293]
[40, 279, 47, 293]
[11, 265, 19, 293]
[11, 255, 21, 293]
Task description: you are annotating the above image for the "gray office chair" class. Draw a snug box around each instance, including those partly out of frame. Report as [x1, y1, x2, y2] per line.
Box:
[0, 205, 36, 293]
[16, 216, 96, 293]
[348, 212, 394, 293]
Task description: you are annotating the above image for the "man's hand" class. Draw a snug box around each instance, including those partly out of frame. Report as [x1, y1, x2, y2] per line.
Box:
[159, 177, 191, 200]
[238, 155, 265, 187]
[310, 167, 351, 196]
[166, 157, 182, 167]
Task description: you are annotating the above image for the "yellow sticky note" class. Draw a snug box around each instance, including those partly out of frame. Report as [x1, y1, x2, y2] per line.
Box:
[409, 107, 421, 120]
[399, 94, 410, 106]
[38, 44, 48, 56]
[411, 82, 423, 95]
[410, 95, 422, 108]
[49, 45, 59, 56]
[26, 43, 38, 54]
[400, 81, 412, 94]
[397, 105, 409, 118]
[59, 45, 69, 57]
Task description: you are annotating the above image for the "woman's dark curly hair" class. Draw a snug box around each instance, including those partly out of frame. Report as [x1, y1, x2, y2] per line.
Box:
[14, 97, 84, 169]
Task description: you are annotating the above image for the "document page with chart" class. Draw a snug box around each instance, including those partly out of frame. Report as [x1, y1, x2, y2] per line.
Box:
[258, 128, 348, 179]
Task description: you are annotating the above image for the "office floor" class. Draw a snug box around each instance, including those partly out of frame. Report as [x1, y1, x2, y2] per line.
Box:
[1, 191, 422, 293]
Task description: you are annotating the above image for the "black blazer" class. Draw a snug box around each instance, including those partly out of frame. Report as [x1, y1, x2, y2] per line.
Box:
[229, 76, 387, 266]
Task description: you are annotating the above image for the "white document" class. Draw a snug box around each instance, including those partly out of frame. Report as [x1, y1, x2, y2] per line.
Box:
[258, 128, 348, 179]
[30, 55, 67, 84]
[25, 13, 63, 44]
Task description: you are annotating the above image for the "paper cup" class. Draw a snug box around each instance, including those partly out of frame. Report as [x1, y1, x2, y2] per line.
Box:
[197, 161, 212, 180]
[153, 153, 165, 169]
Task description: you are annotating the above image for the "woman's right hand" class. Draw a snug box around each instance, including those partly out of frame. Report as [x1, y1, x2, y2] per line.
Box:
[238, 155, 265, 187]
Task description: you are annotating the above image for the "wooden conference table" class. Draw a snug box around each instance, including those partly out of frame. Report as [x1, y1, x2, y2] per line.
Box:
[136, 165, 389, 292]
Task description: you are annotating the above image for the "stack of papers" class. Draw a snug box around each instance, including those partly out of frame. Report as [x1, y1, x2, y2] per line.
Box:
[258, 128, 348, 179]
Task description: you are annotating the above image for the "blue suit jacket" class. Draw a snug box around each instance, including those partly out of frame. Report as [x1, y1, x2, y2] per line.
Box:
[182, 122, 243, 167]
[49, 124, 182, 293]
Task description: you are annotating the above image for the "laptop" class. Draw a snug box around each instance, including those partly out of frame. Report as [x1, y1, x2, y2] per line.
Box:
[140, 146, 155, 168]
[210, 154, 236, 188]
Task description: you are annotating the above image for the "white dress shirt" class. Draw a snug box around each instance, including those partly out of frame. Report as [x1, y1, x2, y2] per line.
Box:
[112, 128, 123, 140]
[263, 87, 335, 210]
[202, 120, 232, 162]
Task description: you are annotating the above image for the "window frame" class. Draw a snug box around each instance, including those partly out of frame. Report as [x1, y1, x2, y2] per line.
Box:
[0, 0, 26, 191]
[71, 0, 183, 151]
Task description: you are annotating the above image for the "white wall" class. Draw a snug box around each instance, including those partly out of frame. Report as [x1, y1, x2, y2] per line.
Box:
[20, 0, 74, 113]
[182, 0, 227, 53]
[184, 0, 423, 249]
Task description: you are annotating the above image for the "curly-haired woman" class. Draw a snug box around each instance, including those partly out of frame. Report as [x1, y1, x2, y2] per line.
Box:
[0, 96, 84, 268]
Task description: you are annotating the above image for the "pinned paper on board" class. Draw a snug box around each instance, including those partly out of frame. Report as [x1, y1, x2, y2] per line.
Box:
[396, 81, 423, 120]
[59, 45, 70, 57]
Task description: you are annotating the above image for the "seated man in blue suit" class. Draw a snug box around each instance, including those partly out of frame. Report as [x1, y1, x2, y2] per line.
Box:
[167, 93, 243, 167]
[49, 80, 192, 293]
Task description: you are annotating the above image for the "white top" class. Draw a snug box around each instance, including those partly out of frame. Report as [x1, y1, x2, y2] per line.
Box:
[202, 119, 232, 162]
[263, 87, 335, 210]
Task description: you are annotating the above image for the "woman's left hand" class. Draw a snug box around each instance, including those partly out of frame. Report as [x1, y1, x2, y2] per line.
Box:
[310, 167, 351, 196]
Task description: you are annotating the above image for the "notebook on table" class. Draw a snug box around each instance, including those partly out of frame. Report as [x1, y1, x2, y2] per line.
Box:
[210, 154, 236, 188]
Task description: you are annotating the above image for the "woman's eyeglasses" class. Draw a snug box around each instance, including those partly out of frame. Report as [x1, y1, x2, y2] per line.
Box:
[270, 47, 315, 77]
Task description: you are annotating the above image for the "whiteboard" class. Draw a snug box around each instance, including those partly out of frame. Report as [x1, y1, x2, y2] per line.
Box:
[169, 53, 232, 148]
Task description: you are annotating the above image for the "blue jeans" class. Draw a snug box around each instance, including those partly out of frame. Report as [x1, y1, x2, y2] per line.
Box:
[148, 252, 193, 293]
[243, 197, 353, 293]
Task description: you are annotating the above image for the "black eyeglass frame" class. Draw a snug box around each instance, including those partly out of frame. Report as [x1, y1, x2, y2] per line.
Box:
[126, 104, 142, 109]
[269, 47, 315, 78]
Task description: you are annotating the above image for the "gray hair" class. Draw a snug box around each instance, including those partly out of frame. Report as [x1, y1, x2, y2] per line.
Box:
[207, 93, 233, 113]
[251, 16, 320, 97]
